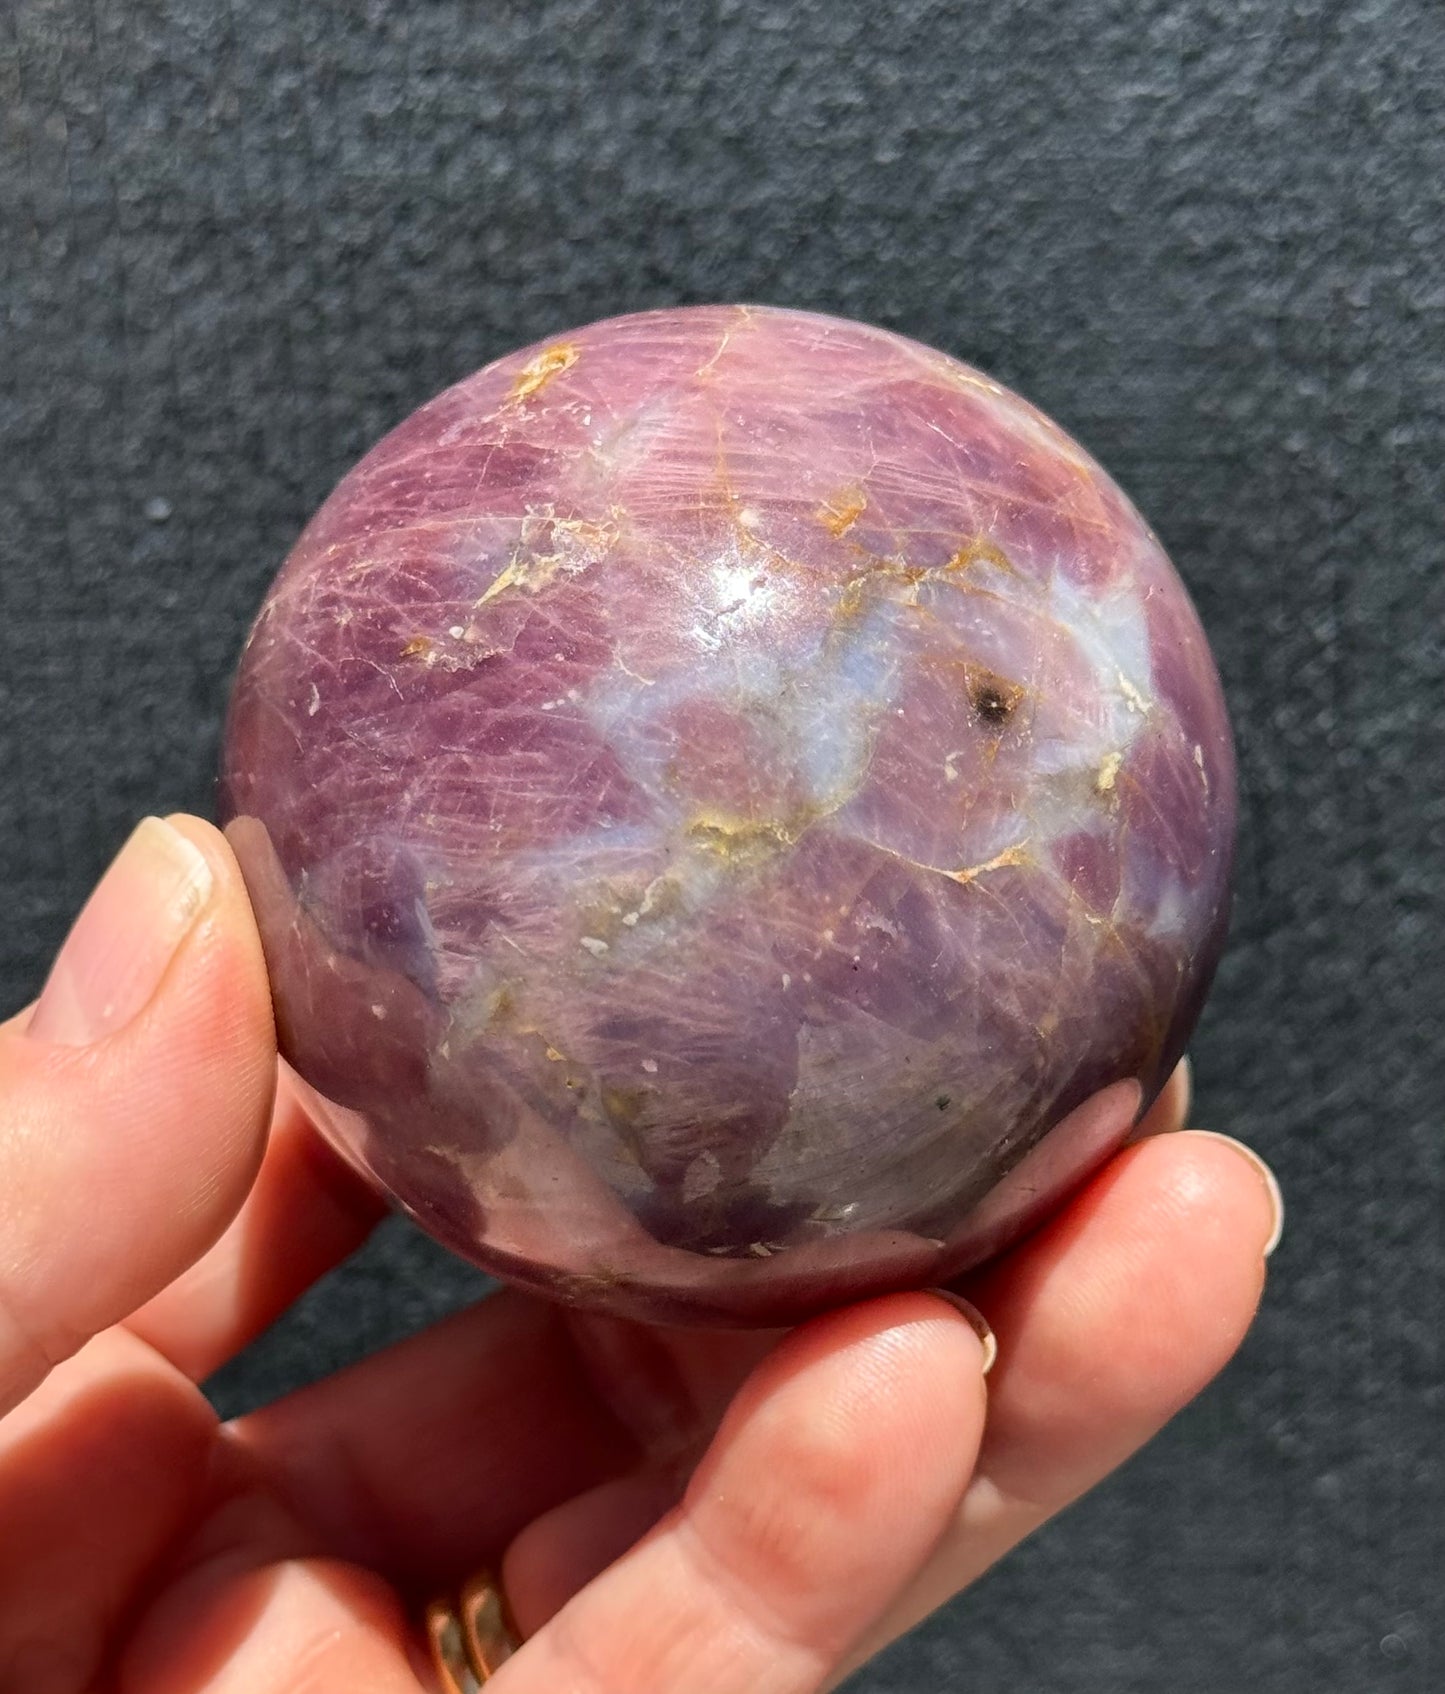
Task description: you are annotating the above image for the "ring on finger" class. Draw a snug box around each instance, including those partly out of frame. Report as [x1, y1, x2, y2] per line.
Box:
[426, 1570, 522, 1690]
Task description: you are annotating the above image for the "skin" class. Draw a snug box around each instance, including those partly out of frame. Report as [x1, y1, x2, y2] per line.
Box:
[0, 816, 1278, 1693]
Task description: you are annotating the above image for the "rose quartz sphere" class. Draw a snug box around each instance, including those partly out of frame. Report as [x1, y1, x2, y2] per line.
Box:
[220, 306, 1234, 1325]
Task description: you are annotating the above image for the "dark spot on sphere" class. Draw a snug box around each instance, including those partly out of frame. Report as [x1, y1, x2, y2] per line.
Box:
[972, 685, 1014, 725]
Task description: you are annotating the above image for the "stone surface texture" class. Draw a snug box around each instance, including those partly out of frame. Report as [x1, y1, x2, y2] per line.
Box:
[220, 305, 1234, 1325]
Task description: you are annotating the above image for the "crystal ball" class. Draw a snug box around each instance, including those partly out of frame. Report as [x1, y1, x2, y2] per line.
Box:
[220, 305, 1234, 1326]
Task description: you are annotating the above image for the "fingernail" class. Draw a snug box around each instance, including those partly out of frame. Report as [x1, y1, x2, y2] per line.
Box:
[1174, 1055, 1193, 1125]
[1130, 1055, 1193, 1143]
[28, 818, 213, 1046]
[1191, 1132, 1285, 1259]
[926, 1289, 997, 1375]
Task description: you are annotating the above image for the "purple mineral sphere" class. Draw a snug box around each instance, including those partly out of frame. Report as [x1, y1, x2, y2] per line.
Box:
[220, 305, 1235, 1326]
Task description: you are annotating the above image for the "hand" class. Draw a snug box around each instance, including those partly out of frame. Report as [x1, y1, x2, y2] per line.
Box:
[0, 815, 1280, 1693]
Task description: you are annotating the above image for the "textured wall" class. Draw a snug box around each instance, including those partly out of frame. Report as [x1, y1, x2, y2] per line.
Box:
[2, 3, 1441, 1689]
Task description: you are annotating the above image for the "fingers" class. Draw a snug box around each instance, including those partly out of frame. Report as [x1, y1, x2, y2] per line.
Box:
[126, 1561, 422, 1694]
[118, 1490, 423, 1694]
[117, 1481, 425, 1691]
[0, 1326, 219, 1694]
[229, 1292, 647, 1592]
[126, 1295, 983, 1694]
[967, 1128, 1278, 1509]
[220, 1064, 1197, 1591]
[126, 1064, 387, 1382]
[488, 1294, 987, 1694]
[0, 815, 276, 1415]
[832, 1128, 1280, 1679]
[226, 1055, 1225, 1618]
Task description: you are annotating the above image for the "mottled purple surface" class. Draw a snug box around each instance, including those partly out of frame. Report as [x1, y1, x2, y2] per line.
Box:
[220, 305, 1234, 1326]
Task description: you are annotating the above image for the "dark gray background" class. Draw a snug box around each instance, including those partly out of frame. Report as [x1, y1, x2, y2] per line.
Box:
[2, 1, 1441, 1689]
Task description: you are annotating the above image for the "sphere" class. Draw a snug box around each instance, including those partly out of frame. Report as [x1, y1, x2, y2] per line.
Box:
[220, 305, 1235, 1326]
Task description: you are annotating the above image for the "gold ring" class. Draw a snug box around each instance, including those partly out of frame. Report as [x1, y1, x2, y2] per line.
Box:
[426, 1571, 522, 1690]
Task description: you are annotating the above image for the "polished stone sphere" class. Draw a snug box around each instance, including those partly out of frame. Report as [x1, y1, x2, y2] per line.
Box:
[220, 305, 1235, 1326]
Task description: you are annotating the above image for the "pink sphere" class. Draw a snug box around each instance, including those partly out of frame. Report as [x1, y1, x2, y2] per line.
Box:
[221, 306, 1234, 1325]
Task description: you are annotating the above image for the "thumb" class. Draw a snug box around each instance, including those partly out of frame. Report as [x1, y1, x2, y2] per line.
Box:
[0, 814, 276, 1414]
